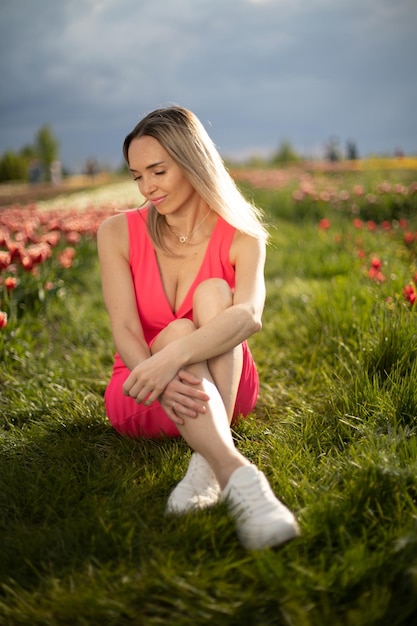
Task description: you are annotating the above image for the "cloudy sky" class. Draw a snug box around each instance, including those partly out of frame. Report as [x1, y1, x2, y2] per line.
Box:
[1, 0, 416, 172]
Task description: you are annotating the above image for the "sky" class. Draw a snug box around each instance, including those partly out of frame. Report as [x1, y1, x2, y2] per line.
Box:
[0, 0, 416, 173]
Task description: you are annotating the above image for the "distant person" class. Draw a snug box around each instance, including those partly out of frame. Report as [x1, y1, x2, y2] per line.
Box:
[29, 159, 41, 184]
[326, 136, 340, 162]
[85, 158, 98, 180]
[50, 160, 62, 185]
[346, 141, 358, 161]
[97, 106, 300, 550]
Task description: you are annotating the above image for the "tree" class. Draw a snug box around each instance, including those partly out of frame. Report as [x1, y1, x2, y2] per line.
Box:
[35, 125, 59, 181]
[271, 140, 300, 166]
[0, 125, 60, 183]
[0, 151, 27, 182]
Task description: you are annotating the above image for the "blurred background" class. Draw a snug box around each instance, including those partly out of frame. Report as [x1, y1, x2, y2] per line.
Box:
[0, 0, 416, 183]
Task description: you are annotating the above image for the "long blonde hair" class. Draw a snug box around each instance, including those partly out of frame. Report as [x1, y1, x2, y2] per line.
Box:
[123, 106, 269, 248]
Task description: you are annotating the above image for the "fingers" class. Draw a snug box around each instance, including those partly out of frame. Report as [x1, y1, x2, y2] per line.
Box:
[170, 402, 185, 426]
[165, 395, 203, 424]
[122, 368, 210, 410]
[178, 369, 198, 381]
[157, 374, 210, 414]
[174, 399, 202, 417]
[123, 384, 159, 406]
[173, 384, 209, 414]
[176, 376, 210, 402]
[122, 364, 166, 404]
[178, 369, 202, 385]
[122, 381, 150, 404]
[122, 371, 162, 405]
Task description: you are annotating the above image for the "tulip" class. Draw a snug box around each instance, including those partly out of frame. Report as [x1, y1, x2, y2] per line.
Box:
[368, 257, 385, 282]
[0, 251, 11, 270]
[0, 311, 7, 329]
[5, 277, 17, 290]
[319, 218, 331, 230]
[403, 284, 416, 305]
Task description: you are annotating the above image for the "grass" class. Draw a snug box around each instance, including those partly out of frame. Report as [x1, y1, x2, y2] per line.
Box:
[0, 169, 416, 625]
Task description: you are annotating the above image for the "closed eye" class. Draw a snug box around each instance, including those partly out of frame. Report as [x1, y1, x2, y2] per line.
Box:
[133, 170, 165, 182]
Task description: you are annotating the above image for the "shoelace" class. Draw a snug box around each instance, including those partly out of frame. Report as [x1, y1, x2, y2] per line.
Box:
[231, 475, 280, 516]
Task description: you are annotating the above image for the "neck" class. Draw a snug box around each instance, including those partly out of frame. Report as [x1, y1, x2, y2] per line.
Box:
[165, 206, 212, 244]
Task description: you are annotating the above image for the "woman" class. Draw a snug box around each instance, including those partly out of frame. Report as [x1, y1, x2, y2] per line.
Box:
[97, 106, 299, 550]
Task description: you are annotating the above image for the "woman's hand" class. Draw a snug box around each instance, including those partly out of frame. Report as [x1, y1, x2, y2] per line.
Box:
[122, 351, 209, 425]
[159, 370, 210, 426]
[123, 350, 181, 403]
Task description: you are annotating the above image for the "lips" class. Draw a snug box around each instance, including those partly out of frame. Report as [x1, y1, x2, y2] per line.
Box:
[150, 196, 166, 206]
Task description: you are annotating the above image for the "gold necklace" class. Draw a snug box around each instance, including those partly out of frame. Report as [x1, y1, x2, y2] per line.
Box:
[168, 211, 211, 243]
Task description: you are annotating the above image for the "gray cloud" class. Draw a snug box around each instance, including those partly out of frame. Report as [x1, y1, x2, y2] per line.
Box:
[1, 0, 416, 171]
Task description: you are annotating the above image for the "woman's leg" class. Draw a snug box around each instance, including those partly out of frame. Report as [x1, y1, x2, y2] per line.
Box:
[152, 287, 300, 549]
[192, 278, 243, 423]
[151, 317, 249, 490]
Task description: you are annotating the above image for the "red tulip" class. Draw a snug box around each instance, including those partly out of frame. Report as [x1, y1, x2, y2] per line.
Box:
[0, 311, 7, 329]
[368, 257, 385, 282]
[319, 218, 331, 230]
[4, 276, 17, 290]
[403, 284, 416, 305]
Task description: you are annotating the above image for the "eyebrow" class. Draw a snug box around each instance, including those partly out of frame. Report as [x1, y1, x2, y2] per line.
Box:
[129, 160, 166, 174]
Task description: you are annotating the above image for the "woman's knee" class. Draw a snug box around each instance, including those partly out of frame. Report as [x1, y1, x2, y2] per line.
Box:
[193, 279, 233, 325]
[151, 318, 196, 352]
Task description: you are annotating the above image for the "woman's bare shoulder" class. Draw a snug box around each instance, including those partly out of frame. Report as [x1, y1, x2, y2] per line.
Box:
[97, 212, 127, 239]
[230, 230, 266, 262]
[97, 212, 130, 261]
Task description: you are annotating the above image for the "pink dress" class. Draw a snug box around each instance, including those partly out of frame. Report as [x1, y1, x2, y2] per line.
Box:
[104, 207, 259, 438]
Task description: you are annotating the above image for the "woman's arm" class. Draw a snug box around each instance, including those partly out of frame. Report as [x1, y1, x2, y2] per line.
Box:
[97, 214, 208, 422]
[97, 214, 151, 369]
[180, 231, 266, 359]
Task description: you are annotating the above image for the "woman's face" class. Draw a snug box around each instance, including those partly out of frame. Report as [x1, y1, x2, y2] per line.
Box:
[127, 135, 199, 215]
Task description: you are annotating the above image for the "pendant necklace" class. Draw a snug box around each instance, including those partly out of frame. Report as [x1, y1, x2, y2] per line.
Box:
[168, 211, 211, 244]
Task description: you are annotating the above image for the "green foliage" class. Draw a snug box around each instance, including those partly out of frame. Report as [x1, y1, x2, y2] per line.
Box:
[0, 151, 28, 182]
[0, 171, 416, 625]
[35, 125, 59, 179]
[0, 124, 60, 182]
[271, 140, 301, 166]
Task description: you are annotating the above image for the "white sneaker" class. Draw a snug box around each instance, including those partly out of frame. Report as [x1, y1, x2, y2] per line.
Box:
[222, 465, 300, 550]
[166, 452, 221, 514]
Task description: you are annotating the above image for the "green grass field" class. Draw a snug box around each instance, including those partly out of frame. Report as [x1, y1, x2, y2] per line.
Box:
[1, 167, 416, 625]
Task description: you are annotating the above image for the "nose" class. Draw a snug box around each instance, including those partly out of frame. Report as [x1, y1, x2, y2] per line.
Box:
[139, 174, 157, 198]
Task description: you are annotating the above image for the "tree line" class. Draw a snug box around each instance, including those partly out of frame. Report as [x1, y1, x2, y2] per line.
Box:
[0, 125, 60, 184]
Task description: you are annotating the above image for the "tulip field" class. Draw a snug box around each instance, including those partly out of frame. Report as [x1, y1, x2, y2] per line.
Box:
[1, 164, 416, 625]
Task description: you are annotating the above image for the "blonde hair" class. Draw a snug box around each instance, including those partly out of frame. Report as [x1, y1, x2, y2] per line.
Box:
[123, 106, 269, 247]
